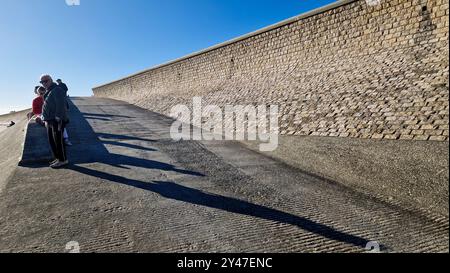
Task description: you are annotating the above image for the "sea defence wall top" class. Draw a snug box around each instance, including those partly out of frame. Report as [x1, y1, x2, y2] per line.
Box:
[93, 0, 449, 141]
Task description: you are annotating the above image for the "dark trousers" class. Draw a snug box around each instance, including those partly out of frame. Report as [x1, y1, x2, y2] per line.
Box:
[47, 120, 67, 162]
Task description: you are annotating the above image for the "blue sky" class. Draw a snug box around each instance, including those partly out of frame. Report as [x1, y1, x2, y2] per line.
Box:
[0, 0, 336, 115]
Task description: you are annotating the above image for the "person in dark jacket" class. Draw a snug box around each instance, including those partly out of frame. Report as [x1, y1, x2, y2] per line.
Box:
[56, 79, 68, 94]
[41, 74, 69, 168]
[56, 79, 72, 146]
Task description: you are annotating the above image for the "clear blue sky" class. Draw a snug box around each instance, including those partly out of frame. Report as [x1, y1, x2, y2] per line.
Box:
[0, 0, 336, 115]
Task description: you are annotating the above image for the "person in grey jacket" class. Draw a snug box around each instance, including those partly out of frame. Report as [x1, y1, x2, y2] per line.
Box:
[41, 74, 69, 168]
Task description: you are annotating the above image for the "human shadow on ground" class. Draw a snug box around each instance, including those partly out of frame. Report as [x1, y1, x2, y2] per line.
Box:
[96, 133, 156, 143]
[82, 113, 133, 119]
[26, 99, 203, 178]
[69, 163, 376, 250]
[65, 99, 380, 251]
[84, 116, 112, 122]
[101, 140, 157, 152]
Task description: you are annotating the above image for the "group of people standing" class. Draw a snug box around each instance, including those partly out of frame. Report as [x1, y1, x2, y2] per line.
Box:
[28, 75, 71, 169]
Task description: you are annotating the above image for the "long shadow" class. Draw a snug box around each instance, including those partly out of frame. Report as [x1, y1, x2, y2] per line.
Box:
[93, 153, 203, 176]
[63, 99, 203, 178]
[101, 140, 157, 152]
[82, 113, 133, 119]
[65, 99, 379, 250]
[84, 116, 112, 122]
[97, 132, 156, 143]
[69, 164, 376, 250]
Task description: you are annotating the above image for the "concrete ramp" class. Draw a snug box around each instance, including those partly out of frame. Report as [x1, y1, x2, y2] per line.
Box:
[19, 121, 53, 166]
[0, 97, 448, 253]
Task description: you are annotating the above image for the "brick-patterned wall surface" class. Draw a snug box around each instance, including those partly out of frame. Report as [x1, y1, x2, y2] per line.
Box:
[93, 0, 449, 141]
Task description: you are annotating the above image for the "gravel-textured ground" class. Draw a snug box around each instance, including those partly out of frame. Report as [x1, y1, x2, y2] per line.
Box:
[0, 98, 447, 253]
[242, 136, 449, 217]
[0, 110, 29, 193]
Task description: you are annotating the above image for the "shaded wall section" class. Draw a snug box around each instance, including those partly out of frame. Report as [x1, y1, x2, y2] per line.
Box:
[93, 0, 449, 141]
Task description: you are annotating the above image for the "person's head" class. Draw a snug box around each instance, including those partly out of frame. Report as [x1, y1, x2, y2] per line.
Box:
[37, 86, 46, 96]
[34, 86, 40, 95]
[39, 74, 53, 89]
[56, 79, 62, 84]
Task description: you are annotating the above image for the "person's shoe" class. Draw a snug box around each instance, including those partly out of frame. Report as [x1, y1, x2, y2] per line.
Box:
[64, 139, 73, 146]
[50, 160, 69, 169]
[50, 159, 58, 165]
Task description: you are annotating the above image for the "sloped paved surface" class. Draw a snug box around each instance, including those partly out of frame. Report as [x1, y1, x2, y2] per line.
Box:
[0, 97, 448, 253]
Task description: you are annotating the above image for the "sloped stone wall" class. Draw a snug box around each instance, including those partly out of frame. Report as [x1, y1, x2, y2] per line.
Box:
[93, 0, 449, 141]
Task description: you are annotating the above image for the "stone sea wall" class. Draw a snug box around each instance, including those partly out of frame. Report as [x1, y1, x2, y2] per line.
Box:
[93, 0, 449, 141]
